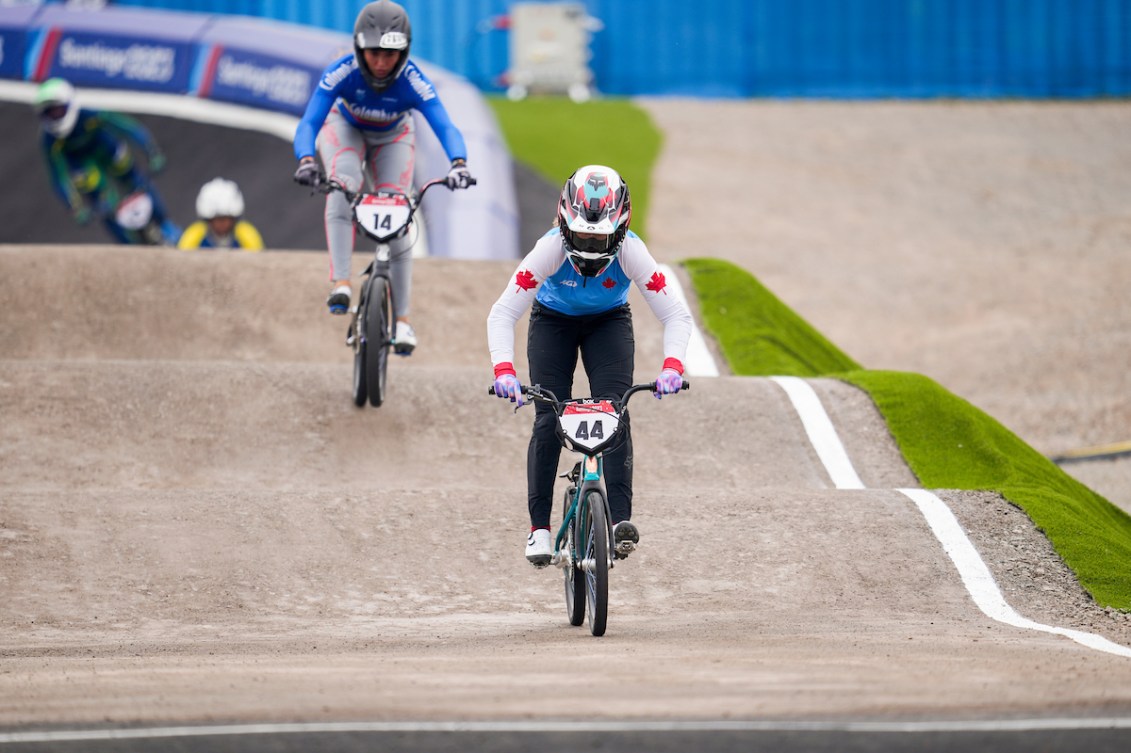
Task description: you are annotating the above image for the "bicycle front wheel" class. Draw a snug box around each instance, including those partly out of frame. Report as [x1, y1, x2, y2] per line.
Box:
[563, 486, 585, 626]
[364, 276, 390, 407]
[351, 289, 368, 407]
[581, 490, 609, 636]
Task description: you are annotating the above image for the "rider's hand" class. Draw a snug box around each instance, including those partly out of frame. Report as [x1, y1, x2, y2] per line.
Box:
[148, 152, 167, 174]
[653, 368, 684, 399]
[445, 159, 474, 190]
[72, 205, 92, 225]
[492, 363, 524, 407]
[294, 158, 325, 187]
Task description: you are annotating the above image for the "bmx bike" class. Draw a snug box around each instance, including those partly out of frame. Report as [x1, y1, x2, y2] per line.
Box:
[319, 175, 473, 407]
[491, 379, 689, 636]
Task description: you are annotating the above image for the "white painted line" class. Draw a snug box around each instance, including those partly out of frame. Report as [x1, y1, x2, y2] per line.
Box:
[899, 487, 1131, 659]
[771, 375, 864, 489]
[772, 376, 1131, 659]
[658, 263, 720, 378]
[4, 717, 1131, 743]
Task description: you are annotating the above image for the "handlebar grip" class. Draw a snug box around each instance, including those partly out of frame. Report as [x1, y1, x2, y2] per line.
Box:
[682, 380, 691, 390]
[488, 384, 530, 395]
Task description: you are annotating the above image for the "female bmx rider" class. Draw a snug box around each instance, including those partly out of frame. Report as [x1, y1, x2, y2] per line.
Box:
[487, 165, 692, 566]
[292, 0, 475, 355]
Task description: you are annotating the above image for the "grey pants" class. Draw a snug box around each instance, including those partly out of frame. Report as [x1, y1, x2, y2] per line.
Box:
[316, 108, 416, 319]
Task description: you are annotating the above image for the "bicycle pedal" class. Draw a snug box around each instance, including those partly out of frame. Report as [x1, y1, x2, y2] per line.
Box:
[614, 541, 637, 560]
[528, 557, 551, 569]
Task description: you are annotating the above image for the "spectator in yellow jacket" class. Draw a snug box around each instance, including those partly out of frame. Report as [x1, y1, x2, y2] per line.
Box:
[178, 178, 264, 251]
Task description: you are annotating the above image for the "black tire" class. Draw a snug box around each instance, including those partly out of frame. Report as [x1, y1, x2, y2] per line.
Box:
[582, 490, 609, 636]
[351, 288, 368, 407]
[563, 486, 585, 626]
[365, 276, 390, 407]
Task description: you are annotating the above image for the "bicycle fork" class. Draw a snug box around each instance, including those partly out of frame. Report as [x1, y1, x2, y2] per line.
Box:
[552, 454, 615, 571]
[346, 246, 393, 349]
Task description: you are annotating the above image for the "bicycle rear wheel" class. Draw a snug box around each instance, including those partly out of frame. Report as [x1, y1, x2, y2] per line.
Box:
[582, 490, 609, 636]
[351, 289, 368, 407]
[365, 276, 390, 407]
[563, 486, 585, 626]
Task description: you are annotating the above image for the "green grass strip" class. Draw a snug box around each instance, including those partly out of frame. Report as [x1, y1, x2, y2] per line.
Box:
[685, 257, 1131, 609]
[487, 96, 661, 239]
[685, 257, 861, 376]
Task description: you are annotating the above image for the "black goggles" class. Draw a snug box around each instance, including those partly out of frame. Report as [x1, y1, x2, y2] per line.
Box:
[39, 104, 68, 120]
[570, 233, 612, 255]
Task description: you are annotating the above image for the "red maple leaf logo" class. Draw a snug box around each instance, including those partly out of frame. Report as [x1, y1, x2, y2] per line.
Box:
[645, 271, 667, 294]
[514, 269, 537, 291]
[602, 277, 617, 289]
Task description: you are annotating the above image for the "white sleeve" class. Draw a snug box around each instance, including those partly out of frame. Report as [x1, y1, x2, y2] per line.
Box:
[486, 235, 565, 367]
[618, 237, 694, 369]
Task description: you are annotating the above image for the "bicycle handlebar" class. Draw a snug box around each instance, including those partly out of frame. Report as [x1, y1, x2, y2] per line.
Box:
[319, 176, 462, 205]
[488, 380, 690, 410]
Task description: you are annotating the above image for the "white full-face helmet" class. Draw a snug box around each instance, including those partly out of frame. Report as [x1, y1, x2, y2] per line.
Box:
[557, 165, 632, 277]
[34, 78, 79, 138]
[195, 178, 245, 219]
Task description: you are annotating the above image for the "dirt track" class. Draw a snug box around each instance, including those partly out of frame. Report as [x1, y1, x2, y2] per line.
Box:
[3, 100, 1131, 726]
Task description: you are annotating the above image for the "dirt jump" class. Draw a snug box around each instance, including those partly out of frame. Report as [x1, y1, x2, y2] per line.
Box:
[2, 99, 1131, 726]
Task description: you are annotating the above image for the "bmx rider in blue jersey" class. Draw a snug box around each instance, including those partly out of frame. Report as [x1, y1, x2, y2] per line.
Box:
[292, 0, 475, 356]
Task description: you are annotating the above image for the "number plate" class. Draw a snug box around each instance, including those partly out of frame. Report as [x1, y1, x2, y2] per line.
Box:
[354, 194, 411, 241]
[559, 400, 620, 452]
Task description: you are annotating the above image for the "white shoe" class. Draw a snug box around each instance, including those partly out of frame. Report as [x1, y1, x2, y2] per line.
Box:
[326, 284, 351, 315]
[525, 528, 552, 567]
[394, 321, 417, 355]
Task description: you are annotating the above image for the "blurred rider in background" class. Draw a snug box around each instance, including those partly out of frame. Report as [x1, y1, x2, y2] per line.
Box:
[292, 0, 475, 356]
[488, 165, 692, 566]
[178, 178, 264, 251]
[34, 77, 179, 245]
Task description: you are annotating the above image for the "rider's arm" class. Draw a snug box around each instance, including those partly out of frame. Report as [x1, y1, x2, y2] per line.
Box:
[234, 221, 265, 251]
[176, 221, 207, 250]
[407, 63, 468, 163]
[98, 110, 161, 160]
[41, 139, 82, 211]
[486, 234, 562, 366]
[619, 235, 693, 370]
[293, 56, 352, 161]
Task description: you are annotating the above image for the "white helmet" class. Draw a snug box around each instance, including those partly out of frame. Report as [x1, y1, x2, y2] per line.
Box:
[195, 178, 245, 219]
[34, 78, 79, 138]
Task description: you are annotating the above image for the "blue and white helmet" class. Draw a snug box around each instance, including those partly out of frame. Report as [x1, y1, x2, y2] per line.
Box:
[557, 165, 632, 277]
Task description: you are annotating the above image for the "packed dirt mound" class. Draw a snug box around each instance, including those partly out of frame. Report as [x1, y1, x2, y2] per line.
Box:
[3, 244, 1131, 725]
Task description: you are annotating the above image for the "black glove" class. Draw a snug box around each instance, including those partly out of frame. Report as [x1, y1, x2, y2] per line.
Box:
[294, 159, 325, 187]
[445, 159, 475, 190]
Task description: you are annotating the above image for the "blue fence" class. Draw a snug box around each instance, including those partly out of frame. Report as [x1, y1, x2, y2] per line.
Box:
[107, 0, 1131, 97]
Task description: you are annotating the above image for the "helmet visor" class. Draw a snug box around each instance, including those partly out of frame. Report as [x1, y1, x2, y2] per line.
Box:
[39, 104, 68, 122]
[570, 232, 612, 255]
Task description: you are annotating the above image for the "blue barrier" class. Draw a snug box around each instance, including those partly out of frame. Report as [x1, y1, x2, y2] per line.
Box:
[109, 0, 1131, 98]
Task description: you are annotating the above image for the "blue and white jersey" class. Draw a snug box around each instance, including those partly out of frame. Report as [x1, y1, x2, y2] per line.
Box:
[487, 228, 693, 368]
[293, 54, 467, 162]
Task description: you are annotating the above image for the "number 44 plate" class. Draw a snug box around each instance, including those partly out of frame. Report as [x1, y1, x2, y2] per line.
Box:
[559, 400, 620, 451]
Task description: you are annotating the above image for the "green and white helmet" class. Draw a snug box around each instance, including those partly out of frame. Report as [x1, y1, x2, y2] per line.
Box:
[34, 78, 78, 138]
[353, 0, 411, 92]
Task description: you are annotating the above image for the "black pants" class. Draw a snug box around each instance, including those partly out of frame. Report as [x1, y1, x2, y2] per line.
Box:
[527, 302, 634, 528]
